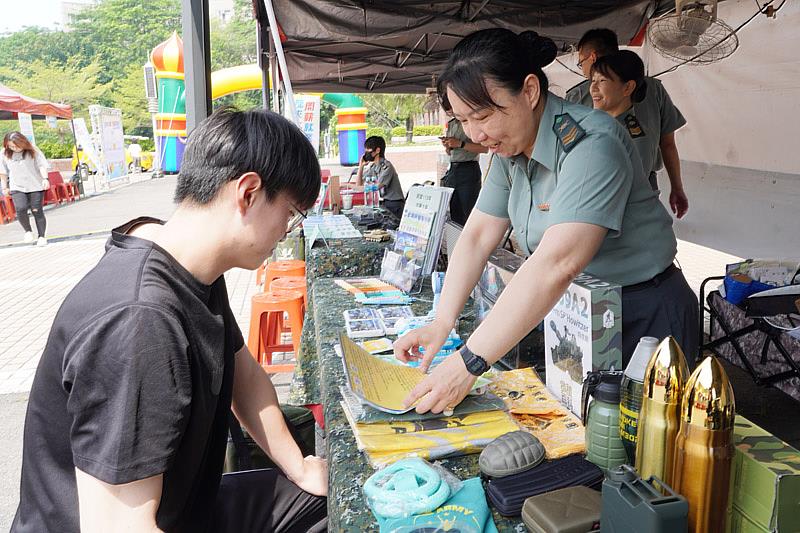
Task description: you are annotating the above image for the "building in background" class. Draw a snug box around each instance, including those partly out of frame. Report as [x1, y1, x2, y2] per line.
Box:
[60, 0, 94, 31]
[209, 0, 234, 23]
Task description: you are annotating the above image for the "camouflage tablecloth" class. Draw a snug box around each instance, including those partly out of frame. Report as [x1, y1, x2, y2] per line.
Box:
[286, 234, 388, 406]
[311, 278, 524, 531]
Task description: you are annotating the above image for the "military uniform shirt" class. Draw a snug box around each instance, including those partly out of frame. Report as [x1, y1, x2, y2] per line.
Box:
[446, 118, 479, 162]
[363, 158, 404, 202]
[475, 93, 676, 286]
[565, 77, 686, 174]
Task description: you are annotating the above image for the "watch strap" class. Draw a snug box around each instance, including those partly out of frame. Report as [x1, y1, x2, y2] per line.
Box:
[460, 345, 489, 376]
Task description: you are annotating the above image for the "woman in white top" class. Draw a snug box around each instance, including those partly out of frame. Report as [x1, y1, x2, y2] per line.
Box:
[0, 132, 51, 245]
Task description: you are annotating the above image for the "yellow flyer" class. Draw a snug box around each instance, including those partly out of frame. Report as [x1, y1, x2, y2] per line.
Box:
[340, 334, 424, 413]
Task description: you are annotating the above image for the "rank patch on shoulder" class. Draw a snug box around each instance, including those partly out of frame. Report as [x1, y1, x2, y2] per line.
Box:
[624, 114, 646, 138]
[553, 113, 586, 153]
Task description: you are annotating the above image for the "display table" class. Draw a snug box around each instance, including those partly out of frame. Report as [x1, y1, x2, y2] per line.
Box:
[311, 278, 524, 531]
[287, 232, 389, 406]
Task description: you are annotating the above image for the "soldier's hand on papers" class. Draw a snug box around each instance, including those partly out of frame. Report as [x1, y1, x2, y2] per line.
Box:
[402, 352, 476, 414]
[393, 320, 450, 372]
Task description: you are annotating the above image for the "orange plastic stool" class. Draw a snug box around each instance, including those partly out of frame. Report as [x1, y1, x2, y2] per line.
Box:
[256, 259, 306, 287]
[247, 289, 305, 374]
[269, 276, 308, 307]
[263, 259, 306, 289]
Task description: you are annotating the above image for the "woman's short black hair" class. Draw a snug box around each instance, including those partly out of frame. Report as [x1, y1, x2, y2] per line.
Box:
[591, 50, 648, 103]
[437, 28, 558, 111]
[174, 108, 321, 209]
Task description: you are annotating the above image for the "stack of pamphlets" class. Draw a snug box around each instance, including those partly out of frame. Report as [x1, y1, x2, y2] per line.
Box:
[379, 185, 453, 292]
[343, 306, 415, 338]
[303, 214, 361, 248]
[334, 278, 412, 305]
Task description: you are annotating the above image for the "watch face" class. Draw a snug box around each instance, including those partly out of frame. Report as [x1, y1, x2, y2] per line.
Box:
[462, 349, 488, 376]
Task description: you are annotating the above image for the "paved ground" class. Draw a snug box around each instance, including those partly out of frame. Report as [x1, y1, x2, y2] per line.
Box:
[0, 155, 792, 529]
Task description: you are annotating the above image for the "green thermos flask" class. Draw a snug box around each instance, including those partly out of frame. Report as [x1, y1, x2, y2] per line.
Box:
[582, 369, 627, 471]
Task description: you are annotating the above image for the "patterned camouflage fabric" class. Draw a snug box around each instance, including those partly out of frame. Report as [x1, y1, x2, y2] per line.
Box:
[708, 292, 800, 401]
[731, 416, 800, 531]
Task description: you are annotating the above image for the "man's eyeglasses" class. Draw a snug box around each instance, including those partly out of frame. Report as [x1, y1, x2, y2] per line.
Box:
[287, 201, 307, 233]
[576, 51, 593, 70]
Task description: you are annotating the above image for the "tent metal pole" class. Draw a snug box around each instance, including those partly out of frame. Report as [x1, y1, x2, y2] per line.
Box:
[262, 0, 298, 123]
[269, 37, 279, 113]
[257, 20, 270, 110]
[182, 0, 212, 133]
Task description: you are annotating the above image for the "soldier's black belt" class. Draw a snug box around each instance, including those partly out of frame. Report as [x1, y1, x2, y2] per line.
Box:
[623, 264, 680, 293]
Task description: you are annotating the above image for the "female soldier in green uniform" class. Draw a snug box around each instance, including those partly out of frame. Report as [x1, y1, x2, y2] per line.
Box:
[589, 51, 660, 189]
[393, 28, 698, 414]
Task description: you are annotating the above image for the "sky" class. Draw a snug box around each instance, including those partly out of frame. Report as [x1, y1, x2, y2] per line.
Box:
[1, 0, 78, 34]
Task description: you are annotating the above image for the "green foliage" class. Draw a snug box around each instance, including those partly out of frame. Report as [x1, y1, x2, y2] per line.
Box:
[209, 0, 258, 71]
[413, 125, 443, 136]
[140, 139, 155, 151]
[0, 59, 110, 115]
[0, 27, 82, 67]
[390, 126, 406, 137]
[108, 68, 151, 134]
[366, 127, 387, 139]
[68, 0, 182, 82]
[0, 0, 264, 143]
[36, 139, 73, 159]
[360, 93, 427, 140]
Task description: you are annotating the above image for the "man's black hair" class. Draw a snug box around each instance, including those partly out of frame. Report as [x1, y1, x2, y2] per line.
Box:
[364, 135, 386, 155]
[174, 108, 321, 209]
[577, 28, 619, 57]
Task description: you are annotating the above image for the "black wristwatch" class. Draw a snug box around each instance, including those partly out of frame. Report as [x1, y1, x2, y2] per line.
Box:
[460, 345, 489, 376]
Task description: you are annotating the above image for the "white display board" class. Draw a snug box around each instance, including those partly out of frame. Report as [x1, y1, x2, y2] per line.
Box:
[294, 94, 321, 154]
[89, 105, 126, 181]
[18, 113, 35, 144]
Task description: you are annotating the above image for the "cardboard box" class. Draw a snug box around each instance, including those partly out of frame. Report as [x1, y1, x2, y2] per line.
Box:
[727, 416, 800, 533]
[544, 273, 621, 415]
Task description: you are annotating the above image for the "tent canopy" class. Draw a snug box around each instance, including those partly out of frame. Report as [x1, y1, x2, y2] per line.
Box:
[255, 0, 672, 94]
[0, 83, 73, 120]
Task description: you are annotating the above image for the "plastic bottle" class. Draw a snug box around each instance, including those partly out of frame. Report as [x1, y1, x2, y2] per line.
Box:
[619, 336, 659, 464]
[364, 178, 373, 208]
[372, 180, 381, 207]
[582, 370, 627, 471]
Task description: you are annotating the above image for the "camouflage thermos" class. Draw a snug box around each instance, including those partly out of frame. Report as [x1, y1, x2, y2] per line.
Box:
[671, 356, 736, 533]
[635, 337, 689, 485]
[620, 336, 660, 463]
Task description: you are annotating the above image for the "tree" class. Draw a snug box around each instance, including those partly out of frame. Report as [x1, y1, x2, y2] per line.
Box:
[360, 94, 427, 142]
[0, 59, 110, 114]
[0, 27, 81, 69]
[69, 0, 182, 82]
[110, 68, 153, 136]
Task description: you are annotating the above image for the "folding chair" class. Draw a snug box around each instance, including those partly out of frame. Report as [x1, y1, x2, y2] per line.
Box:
[700, 276, 800, 392]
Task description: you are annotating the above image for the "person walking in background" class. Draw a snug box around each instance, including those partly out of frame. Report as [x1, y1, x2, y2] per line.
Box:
[0, 132, 50, 246]
[439, 94, 488, 225]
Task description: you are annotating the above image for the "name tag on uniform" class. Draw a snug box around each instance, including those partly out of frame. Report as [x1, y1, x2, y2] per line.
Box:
[553, 113, 586, 153]
[624, 114, 646, 138]
[537, 202, 550, 212]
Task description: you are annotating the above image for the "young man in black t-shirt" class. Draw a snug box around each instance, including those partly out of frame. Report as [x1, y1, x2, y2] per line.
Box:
[12, 109, 327, 532]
